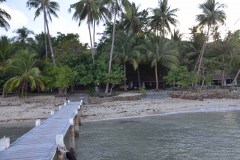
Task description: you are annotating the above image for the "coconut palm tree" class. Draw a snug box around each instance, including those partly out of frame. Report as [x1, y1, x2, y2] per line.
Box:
[143, 34, 179, 90]
[3, 50, 45, 97]
[26, 0, 59, 66]
[0, 36, 14, 66]
[94, 0, 112, 45]
[182, 26, 205, 71]
[149, 0, 178, 37]
[13, 27, 34, 46]
[122, 2, 147, 35]
[113, 31, 141, 91]
[171, 29, 182, 42]
[69, 0, 111, 65]
[196, 0, 226, 79]
[0, 0, 11, 31]
[105, 0, 131, 94]
[225, 30, 240, 89]
[207, 38, 235, 86]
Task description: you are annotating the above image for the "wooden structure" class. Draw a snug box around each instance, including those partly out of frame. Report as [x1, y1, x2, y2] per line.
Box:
[0, 100, 83, 160]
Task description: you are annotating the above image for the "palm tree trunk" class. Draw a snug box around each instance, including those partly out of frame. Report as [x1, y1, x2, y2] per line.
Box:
[21, 81, 26, 97]
[137, 68, 141, 88]
[105, 8, 117, 94]
[46, 23, 56, 67]
[93, 20, 96, 49]
[162, 22, 165, 38]
[195, 25, 210, 90]
[155, 62, 159, 91]
[44, 7, 56, 67]
[230, 68, 240, 90]
[64, 88, 67, 95]
[21, 85, 24, 97]
[197, 25, 210, 77]
[88, 23, 94, 64]
[2, 89, 5, 98]
[194, 51, 201, 72]
[124, 62, 127, 91]
[58, 88, 63, 95]
[221, 70, 225, 87]
[44, 16, 48, 60]
[200, 77, 206, 91]
[25, 82, 28, 97]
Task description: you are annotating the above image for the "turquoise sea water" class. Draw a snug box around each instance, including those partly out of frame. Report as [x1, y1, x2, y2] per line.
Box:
[76, 111, 240, 160]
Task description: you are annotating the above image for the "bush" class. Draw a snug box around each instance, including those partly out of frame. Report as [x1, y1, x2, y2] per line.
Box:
[138, 87, 146, 94]
[164, 66, 198, 88]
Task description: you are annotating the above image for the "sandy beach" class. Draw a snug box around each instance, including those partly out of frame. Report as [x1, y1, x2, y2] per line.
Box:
[1, 92, 240, 127]
[0, 95, 66, 127]
[82, 92, 240, 122]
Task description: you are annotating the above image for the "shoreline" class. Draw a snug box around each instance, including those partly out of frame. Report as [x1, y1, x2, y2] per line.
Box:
[83, 108, 240, 123]
[1, 119, 39, 128]
[1, 93, 240, 127]
[81, 97, 240, 122]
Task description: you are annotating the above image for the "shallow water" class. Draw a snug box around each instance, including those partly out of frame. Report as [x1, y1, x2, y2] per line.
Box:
[2, 111, 240, 159]
[0, 127, 32, 143]
[76, 111, 240, 160]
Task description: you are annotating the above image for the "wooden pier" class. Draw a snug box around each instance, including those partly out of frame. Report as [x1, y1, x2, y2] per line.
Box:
[0, 100, 83, 160]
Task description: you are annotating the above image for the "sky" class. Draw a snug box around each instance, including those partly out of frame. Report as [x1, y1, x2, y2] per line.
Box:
[1, 0, 240, 44]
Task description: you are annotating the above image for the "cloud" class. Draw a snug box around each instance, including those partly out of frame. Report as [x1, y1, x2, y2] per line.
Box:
[48, 14, 94, 45]
[0, 4, 28, 30]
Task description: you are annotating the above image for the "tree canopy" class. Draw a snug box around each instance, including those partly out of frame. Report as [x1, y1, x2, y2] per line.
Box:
[2, 0, 240, 96]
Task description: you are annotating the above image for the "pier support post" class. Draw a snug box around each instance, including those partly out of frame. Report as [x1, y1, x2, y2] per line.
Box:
[79, 100, 83, 125]
[74, 111, 80, 137]
[56, 134, 65, 160]
[0, 137, 10, 151]
[51, 111, 55, 115]
[35, 119, 41, 127]
[56, 150, 64, 160]
[59, 105, 62, 110]
[69, 118, 75, 154]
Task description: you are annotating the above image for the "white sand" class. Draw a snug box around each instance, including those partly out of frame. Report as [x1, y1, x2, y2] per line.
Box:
[1, 94, 240, 127]
[82, 97, 240, 122]
[0, 96, 66, 127]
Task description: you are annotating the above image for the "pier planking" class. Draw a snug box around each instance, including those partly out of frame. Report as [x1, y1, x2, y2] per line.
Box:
[0, 101, 81, 160]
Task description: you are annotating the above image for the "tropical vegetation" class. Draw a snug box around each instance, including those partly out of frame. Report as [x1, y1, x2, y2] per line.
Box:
[1, 0, 240, 97]
[0, 0, 11, 31]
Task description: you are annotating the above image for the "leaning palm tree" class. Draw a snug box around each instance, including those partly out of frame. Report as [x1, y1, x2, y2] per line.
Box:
[196, 0, 226, 79]
[69, 0, 111, 65]
[3, 50, 45, 97]
[143, 34, 179, 90]
[226, 30, 240, 89]
[105, 0, 131, 94]
[149, 0, 178, 37]
[26, 0, 59, 66]
[0, 0, 11, 31]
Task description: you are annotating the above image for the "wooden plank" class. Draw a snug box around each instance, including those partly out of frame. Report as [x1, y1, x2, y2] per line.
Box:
[0, 102, 82, 160]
